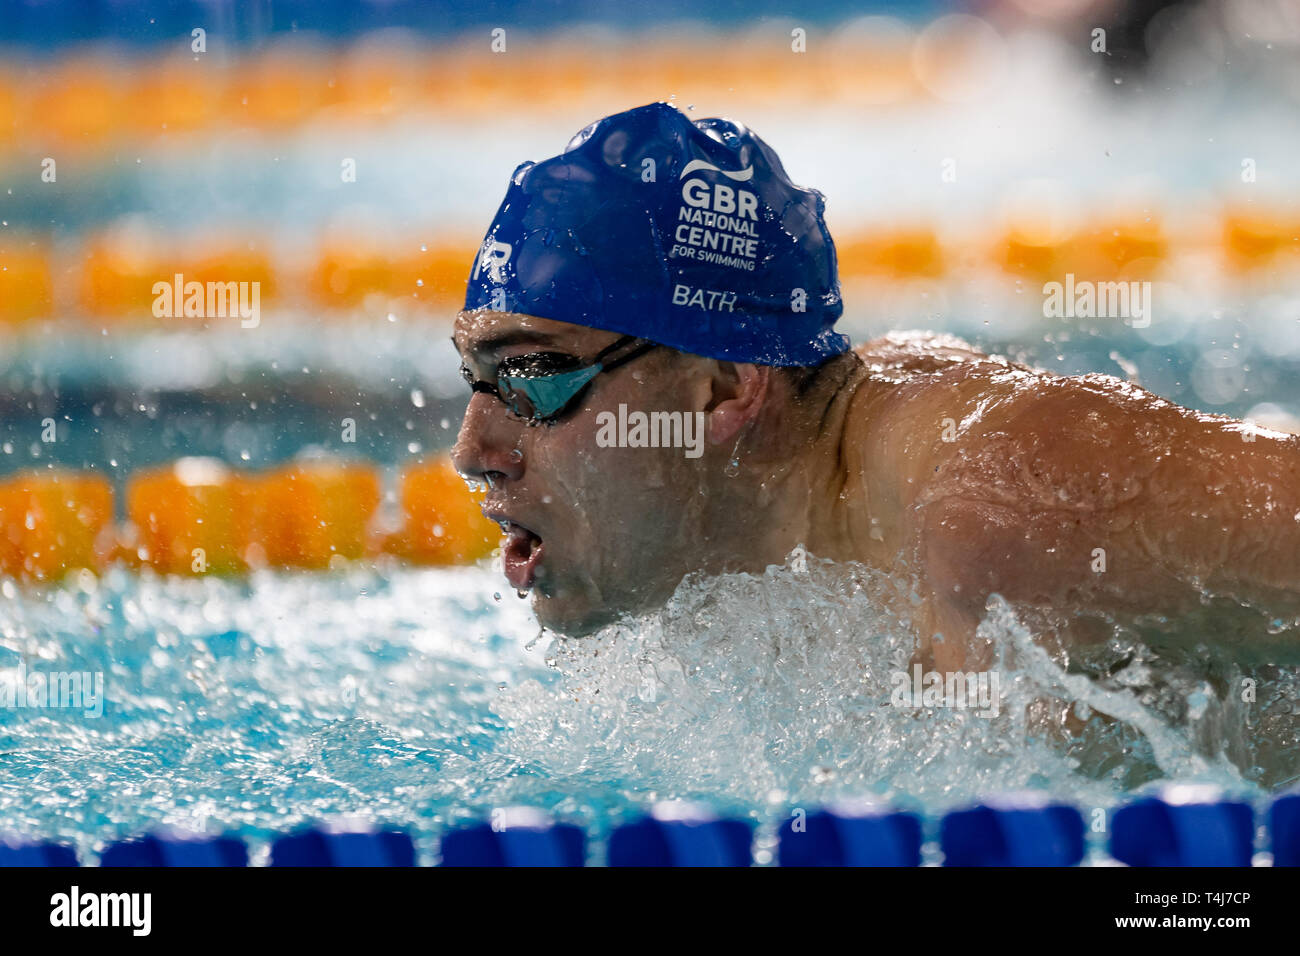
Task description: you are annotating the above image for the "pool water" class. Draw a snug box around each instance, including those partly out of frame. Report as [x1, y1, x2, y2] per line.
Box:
[1, 546, 1292, 865]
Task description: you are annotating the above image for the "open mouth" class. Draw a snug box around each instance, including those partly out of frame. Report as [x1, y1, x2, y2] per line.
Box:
[500, 521, 544, 591]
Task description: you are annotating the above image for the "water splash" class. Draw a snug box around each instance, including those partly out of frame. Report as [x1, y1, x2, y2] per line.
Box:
[486, 551, 1277, 818]
[0, 554, 1288, 859]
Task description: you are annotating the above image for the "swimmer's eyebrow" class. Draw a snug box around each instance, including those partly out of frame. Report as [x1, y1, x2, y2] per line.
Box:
[453, 329, 562, 361]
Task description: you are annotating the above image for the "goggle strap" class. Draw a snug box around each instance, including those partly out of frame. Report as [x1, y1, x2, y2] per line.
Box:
[595, 337, 659, 375]
[592, 334, 641, 363]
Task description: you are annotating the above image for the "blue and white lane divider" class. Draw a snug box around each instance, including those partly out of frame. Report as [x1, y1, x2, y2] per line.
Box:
[941, 792, 1085, 867]
[440, 807, 585, 867]
[0, 837, 77, 867]
[1269, 792, 1300, 867]
[3, 787, 1296, 866]
[101, 829, 249, 867]
[270, 823, 416, 867]
[1111, 785, 1255, 867]
[777, 799, 922, 866]
[607, 801, 754, 867]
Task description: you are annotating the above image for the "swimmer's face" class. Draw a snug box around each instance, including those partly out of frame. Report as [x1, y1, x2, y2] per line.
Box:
[452, 310, 714, 635]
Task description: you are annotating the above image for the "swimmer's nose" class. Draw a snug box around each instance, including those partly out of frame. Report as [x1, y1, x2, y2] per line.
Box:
[452, 393, 525, 486]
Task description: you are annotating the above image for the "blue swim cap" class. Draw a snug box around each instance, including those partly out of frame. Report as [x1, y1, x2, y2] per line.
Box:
[464, 101, 849, 367]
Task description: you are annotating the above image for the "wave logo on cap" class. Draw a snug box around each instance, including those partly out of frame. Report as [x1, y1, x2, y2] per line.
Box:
[679, 159, 755, 182]
[463, 101, 850, 367]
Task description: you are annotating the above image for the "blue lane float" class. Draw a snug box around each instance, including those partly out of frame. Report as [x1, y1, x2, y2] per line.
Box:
[0, 838, 78, 867]
[101, 830, 249, 867]
[270, 823, 416, 867]
[1110, 785, 1254, 867]
[941, 793, 1086, 867]
[1269, 791, 1300, 867]
[607, 802, 754, 867]
[778, 801, 922, 867]
[4, 789, 1297, 866]
[440, 808, 586, 866]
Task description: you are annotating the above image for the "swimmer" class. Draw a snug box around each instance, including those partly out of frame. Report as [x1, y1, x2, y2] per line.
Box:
[452, 102, 1300, 670]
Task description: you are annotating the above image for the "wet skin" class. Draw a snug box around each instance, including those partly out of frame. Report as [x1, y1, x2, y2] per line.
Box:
[453, 310, 1300, 668]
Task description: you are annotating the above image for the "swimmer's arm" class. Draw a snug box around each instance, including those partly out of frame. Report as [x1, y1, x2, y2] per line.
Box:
[910, 371, 1300, 632]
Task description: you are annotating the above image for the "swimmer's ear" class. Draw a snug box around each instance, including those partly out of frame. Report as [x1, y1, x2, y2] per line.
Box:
[703, 361, 770, 445]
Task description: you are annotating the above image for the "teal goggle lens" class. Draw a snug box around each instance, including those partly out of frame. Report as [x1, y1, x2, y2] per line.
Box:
[461, 337, 658, 425]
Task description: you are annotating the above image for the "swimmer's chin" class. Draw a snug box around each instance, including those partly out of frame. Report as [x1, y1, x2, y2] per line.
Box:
[530, 579, 676, 637]
[530, 590, 621, 637]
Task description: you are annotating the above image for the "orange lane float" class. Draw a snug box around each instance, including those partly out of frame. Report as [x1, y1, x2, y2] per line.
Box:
[79, 230, 276, 321]
[2, 36, 945, 148]
[3, 456, 499, 582]
[996, 222, 1073, 282]
[392, 457, 500, 566]
[0, 470, 113, 581]
[0, 238, 54, 323]
[308, 238, 472, 309]
[126, 458, 252, 575]
[78, 229, 162, 317]
[1072, 216, 1168, 280]
[243, 461, 381, 570]
[220, 45, 341, 130]
[124, 57, 218, 137]
[24, 58, 128, 150]
[0, 69, 17, 153]
[1222, 210, 1300, 272]
[183, 245, 277, 311]
[837, 228, 945, 279]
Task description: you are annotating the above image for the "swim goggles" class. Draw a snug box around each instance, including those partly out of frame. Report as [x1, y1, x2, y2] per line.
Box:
[460, 334, 660, 425]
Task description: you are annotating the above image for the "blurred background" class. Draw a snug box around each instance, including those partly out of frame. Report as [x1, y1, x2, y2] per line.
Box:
[2, 0, 1299, 494]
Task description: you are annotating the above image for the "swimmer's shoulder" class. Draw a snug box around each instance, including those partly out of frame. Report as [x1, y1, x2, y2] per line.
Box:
[838, 331, 1041, 510]
[845, 330, 1031, 431]
[851, 330, 1014, 380]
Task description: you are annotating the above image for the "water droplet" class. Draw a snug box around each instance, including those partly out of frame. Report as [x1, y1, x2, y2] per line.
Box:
[724, 458, 741, 477]
[509, 448, 523, 462]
